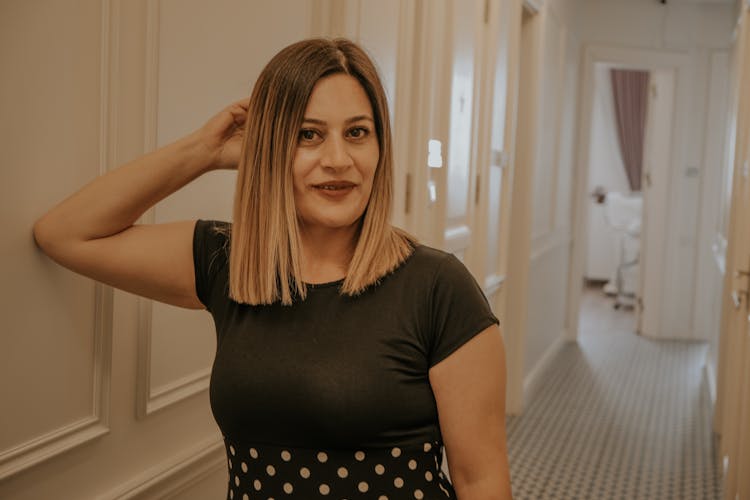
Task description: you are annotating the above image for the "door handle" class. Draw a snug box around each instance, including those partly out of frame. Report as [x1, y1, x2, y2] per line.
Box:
[733, 262, 750, 310]
[731, 290, 747, 309]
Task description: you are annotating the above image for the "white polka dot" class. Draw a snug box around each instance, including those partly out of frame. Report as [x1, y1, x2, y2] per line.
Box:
[414, 489, 424, 499]
[391, 447, 401, 458]
[283, 482, 294, 494]
[228, 458, 233, 470]
[423, 442, 432, 452]
[358, 481, 369, 493]
[394, 477, 404, 488]
[319, 484, 330, 495]
[354, 450, 365, 461]
[375, 464, 385, 475]
[241, 462, 248, 473]
[243, 495, 249, 500]
[408, 459, 417, 470]
[229, 445, 236, 456]
[253, 479, 261, 491]
[300, 467, 311, 479]
[249, 448, 259, 459]
[281, 450, 291, 462]
[317, 451, 328, 463]
[266, 465, 276, 476]
[337, 467, 349, 478]
[229, 491, 234, 499]
[425, 471, 434, 481]
[378, 496, 389, 500]
[234, 475, 240, 487]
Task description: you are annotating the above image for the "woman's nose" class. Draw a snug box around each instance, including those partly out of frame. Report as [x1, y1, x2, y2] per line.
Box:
[320, 135, 353, 169]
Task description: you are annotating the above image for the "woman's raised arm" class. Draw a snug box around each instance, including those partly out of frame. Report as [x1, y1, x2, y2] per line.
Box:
[32, 98, 248, 309]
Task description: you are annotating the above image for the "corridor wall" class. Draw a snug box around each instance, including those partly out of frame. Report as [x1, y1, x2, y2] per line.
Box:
[0, 1, 313, 498]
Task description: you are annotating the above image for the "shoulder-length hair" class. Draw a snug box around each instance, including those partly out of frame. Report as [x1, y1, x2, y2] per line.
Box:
[221, 37, 416, 306]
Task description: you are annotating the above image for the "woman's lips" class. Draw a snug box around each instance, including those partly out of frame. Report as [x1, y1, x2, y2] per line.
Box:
[311, 181, 356, 198]
[312, 180, 356, 189]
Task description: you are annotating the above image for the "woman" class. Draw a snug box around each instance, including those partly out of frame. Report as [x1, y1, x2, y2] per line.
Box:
[33, 38, 512, 499]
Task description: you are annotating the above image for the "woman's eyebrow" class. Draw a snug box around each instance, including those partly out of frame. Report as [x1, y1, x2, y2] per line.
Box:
[302, 115, 374, 125]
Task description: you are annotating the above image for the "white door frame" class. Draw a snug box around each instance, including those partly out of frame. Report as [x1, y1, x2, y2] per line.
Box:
[566, 44, 690, 342]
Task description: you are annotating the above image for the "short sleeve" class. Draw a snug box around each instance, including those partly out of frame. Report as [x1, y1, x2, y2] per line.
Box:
[192, 219, 230, 312]
[428, 254, 499, 367]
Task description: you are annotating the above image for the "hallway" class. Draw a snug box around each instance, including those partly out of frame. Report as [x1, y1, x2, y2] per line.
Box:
[506, 288, 723, 499]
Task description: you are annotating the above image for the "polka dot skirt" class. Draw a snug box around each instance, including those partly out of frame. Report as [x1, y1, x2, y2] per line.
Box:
[224, 439, 456, 499]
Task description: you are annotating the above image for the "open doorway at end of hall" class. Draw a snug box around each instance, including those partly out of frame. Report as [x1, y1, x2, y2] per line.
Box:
[579, 60, 676, 338]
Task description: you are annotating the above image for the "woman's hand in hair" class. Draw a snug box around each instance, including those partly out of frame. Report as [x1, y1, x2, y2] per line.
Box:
[194, 97, 250, 171]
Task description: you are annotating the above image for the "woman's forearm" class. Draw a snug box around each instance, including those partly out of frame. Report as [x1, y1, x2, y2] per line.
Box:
[33, 132, 213, 247]
[452, 454, 513, 500]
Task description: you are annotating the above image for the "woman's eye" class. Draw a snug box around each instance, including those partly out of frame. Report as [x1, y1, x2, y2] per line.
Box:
[299, 129, 317, 141]
[348, 127, 369, 139]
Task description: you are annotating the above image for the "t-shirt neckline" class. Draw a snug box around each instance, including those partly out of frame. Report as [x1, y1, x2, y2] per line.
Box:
[303, 278, 345, 289]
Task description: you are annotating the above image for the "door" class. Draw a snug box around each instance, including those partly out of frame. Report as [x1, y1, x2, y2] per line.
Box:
[718, 4, 750, 498]
[638, 68, 676, 337]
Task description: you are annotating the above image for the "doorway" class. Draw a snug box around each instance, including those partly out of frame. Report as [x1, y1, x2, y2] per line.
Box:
[579, 62, 676, 337]
[567, 46, 689, 344]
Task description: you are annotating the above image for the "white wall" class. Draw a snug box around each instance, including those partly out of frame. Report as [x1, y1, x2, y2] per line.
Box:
[577, 0, 735, 340]
[0, 1, 313, 498]
[522, 0, 581, 385]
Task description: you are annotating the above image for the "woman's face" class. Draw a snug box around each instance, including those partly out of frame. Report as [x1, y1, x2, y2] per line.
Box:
[292, 73, 379, 234]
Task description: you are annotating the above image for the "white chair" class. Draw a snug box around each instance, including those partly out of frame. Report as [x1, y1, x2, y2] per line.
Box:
[603, 192, 642, 309]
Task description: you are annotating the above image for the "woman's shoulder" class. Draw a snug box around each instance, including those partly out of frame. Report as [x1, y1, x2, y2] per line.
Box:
[408, 244, 452, 264]
[196, 219, 231, 242]
[194, 219, 232, 262]
[398, 244, 469, 282]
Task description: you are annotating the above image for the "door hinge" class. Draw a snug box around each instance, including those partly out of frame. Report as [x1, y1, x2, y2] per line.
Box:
[484, 0, 490, 24]
[475, 173, 481, 205]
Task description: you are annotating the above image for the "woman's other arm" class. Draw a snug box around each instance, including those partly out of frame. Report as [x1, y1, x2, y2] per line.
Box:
[429, 324, 513, 500]
[32, 98, 249, 309]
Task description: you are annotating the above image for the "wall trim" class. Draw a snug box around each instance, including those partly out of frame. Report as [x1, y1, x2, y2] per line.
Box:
[713, 233, 727, 275]
[522, 332, 565, 403]
[522, 0, 543, 14]
[0, 0, 115, 479]
[135, 0, 211, 419]
[530, 232, 571, 262]
[444, 224, 472, 254]
[705, 351, 717, 407]
[103, 437, 225, 500]
[483, 273, 506, 297]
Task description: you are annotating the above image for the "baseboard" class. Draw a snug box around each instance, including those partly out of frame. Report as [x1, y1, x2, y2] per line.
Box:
[523, 332, 566, 401]
[102, 436, 225, 500]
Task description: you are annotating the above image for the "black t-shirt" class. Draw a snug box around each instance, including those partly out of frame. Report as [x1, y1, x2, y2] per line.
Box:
[193, 219, 498, 497]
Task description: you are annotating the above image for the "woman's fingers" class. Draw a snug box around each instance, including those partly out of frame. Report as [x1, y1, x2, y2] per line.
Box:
[231, 97, 251, 111]
[228, 98, 250, 127]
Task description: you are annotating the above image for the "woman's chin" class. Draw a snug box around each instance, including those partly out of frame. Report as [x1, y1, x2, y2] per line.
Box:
[300, 216, 362, 232]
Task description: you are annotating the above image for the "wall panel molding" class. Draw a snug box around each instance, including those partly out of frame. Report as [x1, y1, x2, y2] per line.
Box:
[0, 0, 116, 479]
[135, 0, 211, 419]
[530, 231, 571, 262]
[103, 437, 225, 500]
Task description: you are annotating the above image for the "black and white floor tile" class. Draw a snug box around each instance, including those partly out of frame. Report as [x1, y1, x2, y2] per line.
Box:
[505, 288, 723, 500]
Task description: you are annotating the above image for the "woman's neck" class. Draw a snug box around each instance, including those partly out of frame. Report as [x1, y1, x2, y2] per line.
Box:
[298, 224, 358, 284]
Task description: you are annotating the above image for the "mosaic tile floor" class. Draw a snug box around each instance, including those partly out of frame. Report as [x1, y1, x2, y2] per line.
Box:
[505, 287, 724, 500]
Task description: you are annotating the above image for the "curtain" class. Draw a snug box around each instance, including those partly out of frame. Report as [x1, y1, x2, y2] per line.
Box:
[610, 69, 650, 192]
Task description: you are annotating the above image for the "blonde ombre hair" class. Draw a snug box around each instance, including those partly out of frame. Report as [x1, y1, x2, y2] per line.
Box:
[220, 38, 416, 306]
